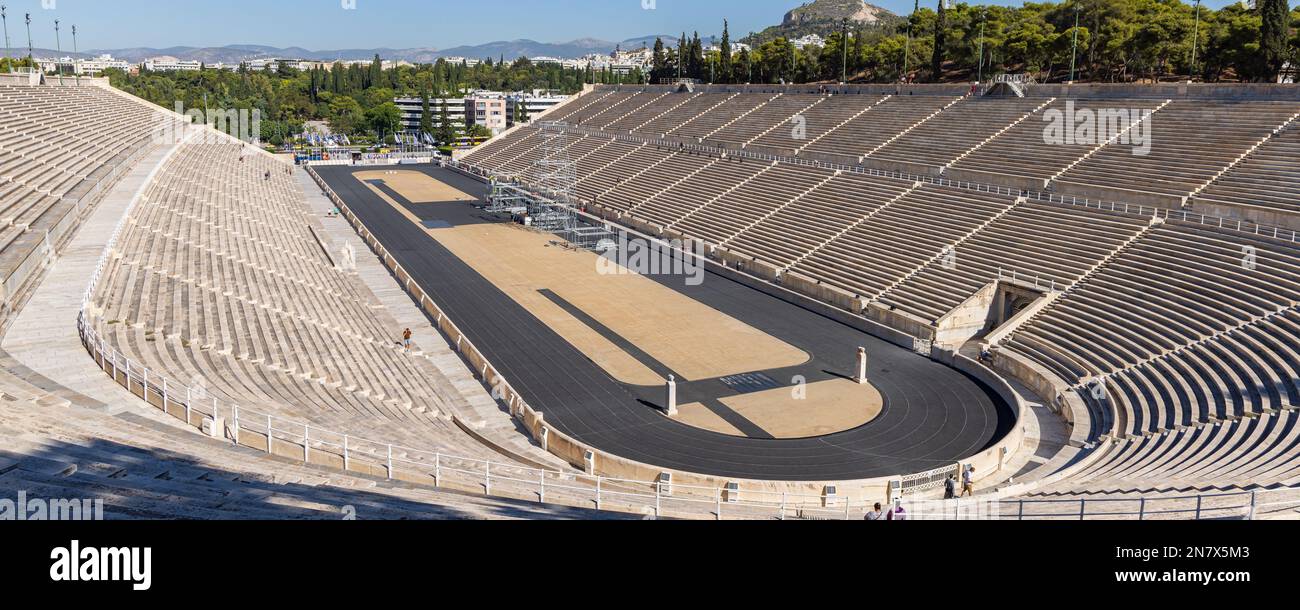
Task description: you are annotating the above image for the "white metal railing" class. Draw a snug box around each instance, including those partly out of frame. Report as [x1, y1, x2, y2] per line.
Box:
[299, 151, 436, 167]
[75, 316, 1300, 522]
[1001, 489, 1300, 520]
[71, 153, 905, 520]
[449, 154, 1300, 520]
[69, 130, 1300, 519]
[515, 122, 1300, 246]
[76, 314, 895, 520]
[996, 267, 1059, 293]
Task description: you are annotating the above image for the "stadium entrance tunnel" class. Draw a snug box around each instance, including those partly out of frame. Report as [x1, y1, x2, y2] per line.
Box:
[935, 278, 1057, 348]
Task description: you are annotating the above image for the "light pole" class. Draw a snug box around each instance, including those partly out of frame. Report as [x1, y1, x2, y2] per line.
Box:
[1189, 0, 1202, 80]
[1069, 3, 1081, 83]
[24, 11, 31, 60]
[71, 25, 78, 83]
[54, 19, 62, 84]
[2, 5, 11, 68]
[977, 9, 986, 84]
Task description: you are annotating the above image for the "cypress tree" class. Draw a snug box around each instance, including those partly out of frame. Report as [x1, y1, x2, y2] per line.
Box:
[932, 0, 947, 82]
[1260, 0, 1291, 81]
[720, 21, 733, 84]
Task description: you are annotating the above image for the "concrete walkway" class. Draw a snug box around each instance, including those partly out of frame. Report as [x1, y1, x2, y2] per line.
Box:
[295, 170, 567, 470]
[990, 376, 1076, 485]
[2, 142, 180, 421]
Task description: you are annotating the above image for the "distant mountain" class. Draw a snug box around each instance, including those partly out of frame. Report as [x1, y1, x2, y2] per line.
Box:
[12, 48, 77, 59]
[434, 35, 673, 60]
[784, 0, 893, 26]
[748, 0, 901, 44]
[71, 46, 440, 64]
[27, 35, 674, 66]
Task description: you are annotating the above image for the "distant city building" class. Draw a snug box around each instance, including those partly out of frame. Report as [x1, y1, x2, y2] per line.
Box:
[533, 56, 584, 70]
[438, 56, 483, 67]
[394, 95, 468, 134]
[395, 89, 571, 143]
[36, 54, 131, 76]
[143, 58, 204, 72]
[790, 34, 826, 50]
[507, 90, 568, 125]
[468, 95, 509, 133]
[706, 42, 751, 54]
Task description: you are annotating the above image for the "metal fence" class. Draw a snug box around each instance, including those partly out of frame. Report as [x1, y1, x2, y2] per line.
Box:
[66, 134, 1300, 520]
[521, 121, 1300, 245]
[73, 322, 914, 520]
[1002, 489, 1300, 520]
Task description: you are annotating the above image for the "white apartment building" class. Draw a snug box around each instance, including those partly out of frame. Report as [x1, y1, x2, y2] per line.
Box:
[507, 91, 568, 123]
[143, 58, 203, 72]
[790, 34, 826, 50]
[395, 90, 571, 141]
[394, 95, 468, 133]
[438, 56, 482, 67]
[37, 54, 132, 76]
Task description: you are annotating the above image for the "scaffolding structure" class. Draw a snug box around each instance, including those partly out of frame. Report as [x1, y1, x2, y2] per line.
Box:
[484, 122, 618, 250]
[485, 178, 530, 213]
[526, 122, 580, 233]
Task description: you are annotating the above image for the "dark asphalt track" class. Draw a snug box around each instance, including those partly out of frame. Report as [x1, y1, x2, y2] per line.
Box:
[316, 164, 1013, 481]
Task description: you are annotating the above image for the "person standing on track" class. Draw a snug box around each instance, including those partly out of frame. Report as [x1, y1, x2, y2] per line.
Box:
[402, 328, 413, 351]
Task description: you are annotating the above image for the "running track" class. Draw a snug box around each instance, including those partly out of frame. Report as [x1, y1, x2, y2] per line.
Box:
[316, 164, 1013, 481]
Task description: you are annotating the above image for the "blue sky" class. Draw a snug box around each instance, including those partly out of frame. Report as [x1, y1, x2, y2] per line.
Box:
[0, 0, 1244, 51]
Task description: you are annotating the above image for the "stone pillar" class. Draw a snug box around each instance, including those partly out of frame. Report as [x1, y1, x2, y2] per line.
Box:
[856, 347, 869, 385]
[665, 375, 678, 416]
[208, 416, 225, 440]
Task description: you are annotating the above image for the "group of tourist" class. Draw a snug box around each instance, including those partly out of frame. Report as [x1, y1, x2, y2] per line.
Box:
[944, 465, 976, 500]
[863, 502, 909, 521]
[865, 465, 976, 520]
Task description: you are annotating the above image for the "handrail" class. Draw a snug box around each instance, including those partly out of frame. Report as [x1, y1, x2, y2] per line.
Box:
[996, 267, 1059, 293]
[446, 155, 1300, 520]
[69, 128, 1300, 519]
[515, 121, 1300, 245]
[80, 314, 1300, 520]
[997, 489, 1300, 521]
[71, 144, 887, 519]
